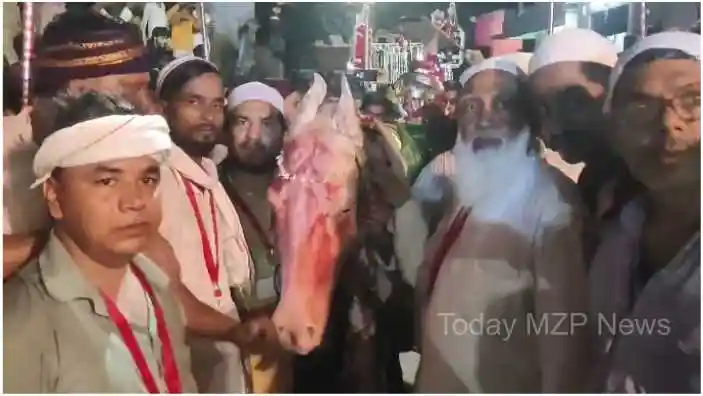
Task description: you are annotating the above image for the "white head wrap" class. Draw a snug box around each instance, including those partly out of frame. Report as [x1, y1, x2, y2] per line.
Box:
[32, 115, 173, 188]
[604, 31, 702, 113]
[227, 81, 285, 114]
[459, 53, 530, 87]
[155, 56, 219, 98]
[529, 28, 619, 74]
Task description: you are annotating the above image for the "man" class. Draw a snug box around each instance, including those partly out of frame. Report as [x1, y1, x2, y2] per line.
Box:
[415, 56, 590, 393]
[4, 12, 159, 275]
[3, 12, 157, 234]
[219, 81, 292, 393]
[589, 32, 701, 393]
[6, 35, 277, 391]
[154, 56, 258, 393]
[528, 29, 633, 217]
[4, 93, 197, 393]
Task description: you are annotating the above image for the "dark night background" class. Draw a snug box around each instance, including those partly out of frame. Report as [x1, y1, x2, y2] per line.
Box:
[254, 2, 530, 70]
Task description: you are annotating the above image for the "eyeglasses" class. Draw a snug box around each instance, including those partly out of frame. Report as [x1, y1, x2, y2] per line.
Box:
[615, 90, 701, 125]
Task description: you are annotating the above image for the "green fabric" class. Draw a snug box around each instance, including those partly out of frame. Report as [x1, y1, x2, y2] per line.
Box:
[394, 123, 434, 185]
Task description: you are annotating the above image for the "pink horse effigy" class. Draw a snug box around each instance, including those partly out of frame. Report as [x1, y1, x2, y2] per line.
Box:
[269, 73, 365, 354]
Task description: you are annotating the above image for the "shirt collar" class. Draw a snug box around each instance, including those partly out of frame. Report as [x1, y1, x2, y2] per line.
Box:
[167, 144, 220, 189]
[40, 231, 167, 317]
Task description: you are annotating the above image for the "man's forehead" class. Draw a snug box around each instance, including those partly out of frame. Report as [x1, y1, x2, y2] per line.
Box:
[71, 156, 161, 173]
[463, 70, 520, 95]
[529, 62, 590, 95]
[628, 58, 700, 94]
[181, 73, 224, 97]
[234, 100, 276, 118]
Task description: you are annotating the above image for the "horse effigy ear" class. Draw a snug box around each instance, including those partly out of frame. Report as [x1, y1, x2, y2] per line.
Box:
[335, 74, 362, 141]
[292, 73, 327, 134]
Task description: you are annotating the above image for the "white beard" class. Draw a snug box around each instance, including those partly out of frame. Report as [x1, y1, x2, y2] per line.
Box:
[452, 129, 536, 210]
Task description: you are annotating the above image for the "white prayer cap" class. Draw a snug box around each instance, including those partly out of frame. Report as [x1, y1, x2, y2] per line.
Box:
[227, 81, 285, 114]
[499, 52, 533, 75]
[604, 31, 701, 113]
[459, 54, 529, 87]
[528, 28, 618, 74]
[32, 115, 172, 188]
[155, 56, 219, 98]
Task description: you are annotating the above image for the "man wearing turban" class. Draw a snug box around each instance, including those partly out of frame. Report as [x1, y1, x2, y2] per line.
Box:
[4, 11, 158, 277]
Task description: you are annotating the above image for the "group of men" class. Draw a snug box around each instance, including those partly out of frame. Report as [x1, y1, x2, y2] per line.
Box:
[2, 6, 700, 395]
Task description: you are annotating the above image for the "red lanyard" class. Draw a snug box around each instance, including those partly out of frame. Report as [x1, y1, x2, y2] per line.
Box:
[181, 175, 222, 297]
[102, 265, 183, 394]
[427, 207, 470, 298]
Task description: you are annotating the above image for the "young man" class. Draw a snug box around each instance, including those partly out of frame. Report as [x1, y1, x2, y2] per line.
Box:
[4, 93, 197, 393]
[155, 56, 261, 393]
[415, 57, 590, 393]
[4, 11, 158, 273]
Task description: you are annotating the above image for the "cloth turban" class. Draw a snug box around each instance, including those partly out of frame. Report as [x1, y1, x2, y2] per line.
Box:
[227, 81, 285, 113]
[604, 31, 701, 113]
[32, 114, 173, 188]
[529, 28, 618, 74]
[36, 12, 149, 88]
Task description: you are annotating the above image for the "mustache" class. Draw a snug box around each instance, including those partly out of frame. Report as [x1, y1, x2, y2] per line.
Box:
[194, 123, 219, 133]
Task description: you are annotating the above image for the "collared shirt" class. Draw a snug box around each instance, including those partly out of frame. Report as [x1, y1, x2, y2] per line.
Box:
[160, 145, 252, 314]
[588, 199, 700, 393]
[3, 232, 197, 393]
[159, 145, 252, 393]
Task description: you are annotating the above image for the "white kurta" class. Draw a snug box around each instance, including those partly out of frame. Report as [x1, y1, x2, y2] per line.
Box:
[159, 146, 253, 393]
[415, 159, 591, 393]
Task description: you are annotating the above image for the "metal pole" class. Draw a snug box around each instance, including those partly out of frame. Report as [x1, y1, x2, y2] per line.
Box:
[639, 1, 647, 37]
[22, 3, 34, 107]
[364, 3, 371, 70]
[627, 2, 647, 38]
[199, 3, 211, 60]
[548, 1, 555, 34]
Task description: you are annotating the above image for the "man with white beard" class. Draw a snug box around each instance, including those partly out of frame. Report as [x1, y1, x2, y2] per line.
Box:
[414, 57, 590, 393]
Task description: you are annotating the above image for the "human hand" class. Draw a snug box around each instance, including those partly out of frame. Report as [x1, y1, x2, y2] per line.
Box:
[233, 315, 280, 354]
[233, 315, 283, 370]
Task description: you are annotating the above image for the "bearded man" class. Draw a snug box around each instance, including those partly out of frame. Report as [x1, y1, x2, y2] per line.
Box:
[4, 11, 160, 276]
[415, 57, 590, 393]
[218, 81, 292, 393]
[529, 29, 641, 231]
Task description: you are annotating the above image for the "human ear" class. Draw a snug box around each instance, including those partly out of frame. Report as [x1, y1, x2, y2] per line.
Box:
[43, 178, 64, 221]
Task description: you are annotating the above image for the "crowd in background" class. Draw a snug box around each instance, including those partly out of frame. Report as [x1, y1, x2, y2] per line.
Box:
[1, 2, 701, 395]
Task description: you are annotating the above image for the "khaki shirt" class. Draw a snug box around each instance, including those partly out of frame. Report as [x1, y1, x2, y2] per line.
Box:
[3, 233, 197, 393]
[159, 146, 252, 393]
[415, 159, 590, 393]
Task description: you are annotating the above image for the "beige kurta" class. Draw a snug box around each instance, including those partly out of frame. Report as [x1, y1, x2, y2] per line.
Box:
[3, 232, 197, 393]
[415, 159, 591, 393]
[159, 146, 253, 393]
